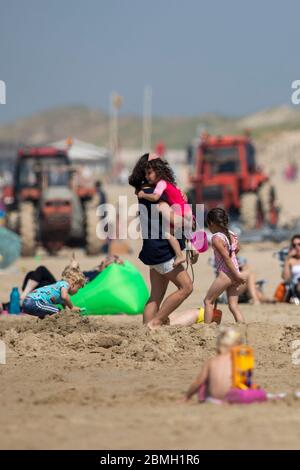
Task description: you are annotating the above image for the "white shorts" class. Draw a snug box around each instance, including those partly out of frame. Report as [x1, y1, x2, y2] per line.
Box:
[150, 257, 175, 275]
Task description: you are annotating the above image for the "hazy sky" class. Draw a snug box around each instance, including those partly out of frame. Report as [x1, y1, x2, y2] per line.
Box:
[0, 0, 299, 123]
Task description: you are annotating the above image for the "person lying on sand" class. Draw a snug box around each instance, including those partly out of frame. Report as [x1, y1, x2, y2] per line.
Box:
[83, 254, 124, 282]
[238, 257, 274, 304]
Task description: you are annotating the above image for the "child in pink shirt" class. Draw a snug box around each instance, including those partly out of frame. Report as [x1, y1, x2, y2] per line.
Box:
[137, 154, 193, 267]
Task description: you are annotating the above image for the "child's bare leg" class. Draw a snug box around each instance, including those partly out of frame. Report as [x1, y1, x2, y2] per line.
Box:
[158, 202, 185, 266]
[159, 202, 186, 237]
[172, 212, 193, 239]
[166, 232, 186, 266]
[227, 285, 245, 323]
[246, 271, 261, 304]
[204, 272, 232, 323]
[183, 213, 194, 240]
[169, 309, 199, 326]
[158, 201, 175, 229]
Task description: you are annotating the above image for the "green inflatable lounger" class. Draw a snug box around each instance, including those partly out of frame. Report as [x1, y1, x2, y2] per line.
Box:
[71, 261, 149, 315]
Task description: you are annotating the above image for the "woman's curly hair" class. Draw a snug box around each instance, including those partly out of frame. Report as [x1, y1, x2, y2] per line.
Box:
[128, 154, 176, 189]
[146, 158, 176, 185]
[128, 153, 149, 190]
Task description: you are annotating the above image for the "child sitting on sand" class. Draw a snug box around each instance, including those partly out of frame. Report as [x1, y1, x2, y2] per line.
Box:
[204, 208, 245, 323]
[22, 266, 86, 319]
[182, 327, 242, 403]
[137, 154, 193, 267]
[181, 326, 267, 404]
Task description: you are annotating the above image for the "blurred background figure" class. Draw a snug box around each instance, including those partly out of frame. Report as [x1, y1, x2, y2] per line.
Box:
[95, 180, 107, 207]
[244, 128, 257, 173]
[155, 141, 166, 158]
[0, 187, 6, 227]
[117, 166, 130, 185]
[284, 161, 298, 182]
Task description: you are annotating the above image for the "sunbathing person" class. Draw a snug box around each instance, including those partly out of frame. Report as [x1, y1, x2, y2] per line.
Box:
[282, 234, 300, 302]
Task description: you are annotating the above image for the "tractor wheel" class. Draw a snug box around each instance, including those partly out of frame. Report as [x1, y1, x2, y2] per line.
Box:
[259, 182, 278, 226]
[19, 202, 37, 257]
[240, 193, 259, 229]
[85, 203, 103, 255]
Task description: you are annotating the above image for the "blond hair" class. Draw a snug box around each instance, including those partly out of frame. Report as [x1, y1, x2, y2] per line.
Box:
[62, 266, 86, 287]
[217, 327, 242, 351]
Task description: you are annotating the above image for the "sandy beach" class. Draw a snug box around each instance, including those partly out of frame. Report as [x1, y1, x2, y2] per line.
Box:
[1, 241, 300, 450]
[3, 0, 300, 453]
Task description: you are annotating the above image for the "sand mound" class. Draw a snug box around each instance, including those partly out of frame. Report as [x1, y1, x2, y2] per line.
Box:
[1, 312, 300, 375]
[0, 312, 219, 368]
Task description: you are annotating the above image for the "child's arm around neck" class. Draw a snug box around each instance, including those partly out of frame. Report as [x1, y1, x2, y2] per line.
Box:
[138, 180, 167, 202]
[137, 190, 160, 202]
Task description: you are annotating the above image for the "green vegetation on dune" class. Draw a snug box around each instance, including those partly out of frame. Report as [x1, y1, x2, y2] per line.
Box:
[1, 104, 300, 149]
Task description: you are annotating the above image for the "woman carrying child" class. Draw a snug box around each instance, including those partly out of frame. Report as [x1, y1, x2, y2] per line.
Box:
[129, 153, 193, 329]
[137, 154, 193, 267]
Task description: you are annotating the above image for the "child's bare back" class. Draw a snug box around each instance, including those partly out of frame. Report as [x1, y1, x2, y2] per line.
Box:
[182, 327, 242, 403]
[207, 352, 232, 399]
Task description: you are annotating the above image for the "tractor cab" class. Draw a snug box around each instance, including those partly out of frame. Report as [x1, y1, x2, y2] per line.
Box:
[188, 135, 277, 228]
[203, 144, 241, 175]
[7, 146, 102, 256]
[14, 147, 71, 204]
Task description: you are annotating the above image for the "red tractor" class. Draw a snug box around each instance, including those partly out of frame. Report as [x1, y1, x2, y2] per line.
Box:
[7, 146, 101, 256]
[187, 135, 278, 228]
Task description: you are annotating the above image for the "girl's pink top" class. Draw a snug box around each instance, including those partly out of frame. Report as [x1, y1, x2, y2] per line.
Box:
[154, 179, 192, 216]
[211, 231, 239, 275]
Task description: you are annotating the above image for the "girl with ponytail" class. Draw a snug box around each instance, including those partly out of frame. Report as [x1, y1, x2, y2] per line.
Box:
[204, 208, 245, 323]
